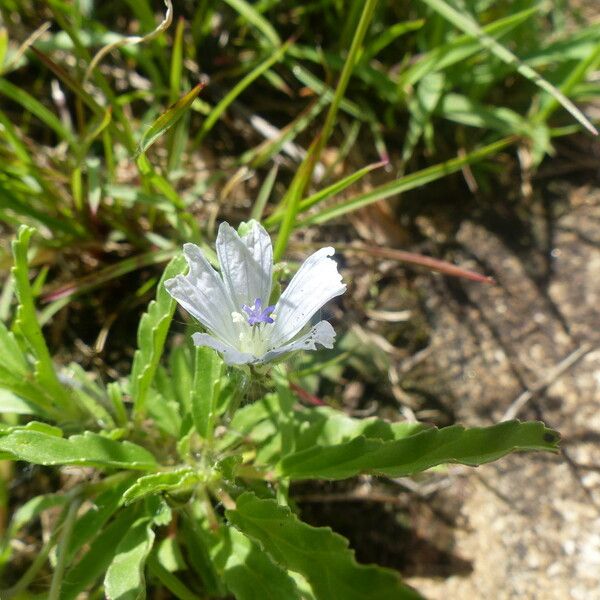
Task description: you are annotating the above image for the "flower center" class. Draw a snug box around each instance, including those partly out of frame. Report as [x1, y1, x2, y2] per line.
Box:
[242, 298, 275, 326]
[230, 299, 276, 356]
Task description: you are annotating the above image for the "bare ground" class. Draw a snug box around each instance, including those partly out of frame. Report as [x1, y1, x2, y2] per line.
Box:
[403, 178, 600, 598]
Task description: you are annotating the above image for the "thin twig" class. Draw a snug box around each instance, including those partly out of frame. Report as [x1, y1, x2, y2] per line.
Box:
[84, 0, 173, 82]
[501, 343, 594, 421]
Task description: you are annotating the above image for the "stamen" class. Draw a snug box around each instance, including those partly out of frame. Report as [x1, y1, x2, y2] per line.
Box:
[242, 298, 275, 326]
[231, 311, 246, 323]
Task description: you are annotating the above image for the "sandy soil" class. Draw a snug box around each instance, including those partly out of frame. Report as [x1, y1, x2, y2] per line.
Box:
[404, 181, 600, 598]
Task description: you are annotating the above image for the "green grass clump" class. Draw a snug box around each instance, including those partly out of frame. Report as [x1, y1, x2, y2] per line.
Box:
[0, 0, 597, 311]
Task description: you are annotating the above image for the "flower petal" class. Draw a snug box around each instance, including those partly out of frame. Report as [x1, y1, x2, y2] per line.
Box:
[216, 221, 273, 312]
[165, 244, 237, 345]
[270, 248, 345, 347]
[261, 320, 336, 363]
[192, 333, 256, 365]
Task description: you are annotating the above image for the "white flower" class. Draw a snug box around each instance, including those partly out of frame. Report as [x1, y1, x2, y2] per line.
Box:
[165, 221, 346, 365]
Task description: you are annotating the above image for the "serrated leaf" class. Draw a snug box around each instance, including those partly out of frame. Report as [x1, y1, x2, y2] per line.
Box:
[11, 226, 77, 419]
[146, 495, 173, 527]
[218, 394, 427, 467]
[0, 429, 157, 470]
[122, 468, 199, 505]
[0, 319, 28, 373]
[137, 84, 204, 155]
[293, 406, 428, 451]
[0, 420, 63, 437]
[104, 519, 155, 600]
[0, 366, 53, 418]
[227, 493, 421, 599]
[130, 254, 187, 419]
[217, 527, 302, 600]
[60, 363, 115, 428]
[279, 421, 560, 480]
[167, 343, 194, 413]
[145, 388, 181, 437]
[183, 501, 300, 599]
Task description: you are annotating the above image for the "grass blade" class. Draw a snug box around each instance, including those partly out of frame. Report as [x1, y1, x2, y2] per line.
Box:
[0, 78, 76, 146]
[273, 0, 379, 260]
[194, 40, 292, 145]
[297, 136, 516, 226]
[222, 0, 280, 47]
[137, 83, 204, 156]
[265, 160, 387, 228]
[420, 0, 597, 135]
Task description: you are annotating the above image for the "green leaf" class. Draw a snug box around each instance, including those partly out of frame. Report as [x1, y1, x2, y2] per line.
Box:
[219, 394, 428, 468]
[145, 388, 181, 438]
[264, 160, 387, 229]
[279, 421, 560, 480]
[222, 0, 280, 47]
[122, 468, 199, 505]
[293, 406, 428, 452]
[0, 28, 8, 69]
[250, 162, 279, 221]
[191, 346, 223, 440]
[66, 478, 135, 564]
[0, 420, 62, 437]
[11, 226, 77, 419]
[227, 493, 421, 599]
[181, 511, 227, 597]
[436, 93, 530, 135]
[6, 493, 67, 539]
[147, 552, 198, 600]
[296, 136, 515, 226]
[273, 0, 378, 260]
[167, 344, 194, 413]
[155, 537, 187, 572]
[420, 0, 597, 135]
[195, 40, 292, 145]
[361, 19, 424, 62]
[217, 527, 302, 600]
[0, 389, 37, 415]
[0, 429, 157, 470]
[397, 7, 539, 89]
[403, 71, 445, 161]
[137, 83, 204, 155]
[0, 491, 67, 568]
[0, 77, 77, 146]
[147, 495, 173, 527]
[130, 253, 187, 421]
[104, 519, 155, 600]
[61, 509, 136, 600]
[0, 320, 45, 412]
[61, 363, 116, 428]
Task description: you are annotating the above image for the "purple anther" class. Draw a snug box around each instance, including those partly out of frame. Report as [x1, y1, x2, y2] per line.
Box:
[242, 298, 275, 326]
